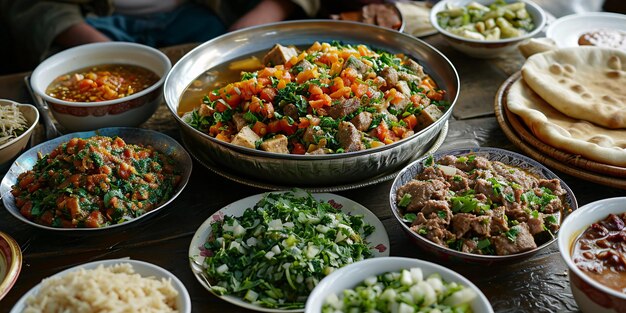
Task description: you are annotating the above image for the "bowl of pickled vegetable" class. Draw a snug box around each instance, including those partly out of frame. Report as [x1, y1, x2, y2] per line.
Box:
[431, 0, 547, 58]
[305, 257, 494, 313]
[30, 42, 171, 131]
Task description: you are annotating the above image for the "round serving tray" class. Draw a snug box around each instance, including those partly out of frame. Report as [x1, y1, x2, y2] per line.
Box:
[495, 73, 626, 189]
[185, 121, 448, 192]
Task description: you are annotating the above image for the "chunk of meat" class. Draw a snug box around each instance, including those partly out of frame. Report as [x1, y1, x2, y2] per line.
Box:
[230, 126, 260, 149]
[292, 59, 315, 74]
[461, 239, 479, 253]
[337, 121, 364, 152]
[421, 200, 452, 224]
[475, 178, 502, 203]
[416, 166, 444, 181]
[411, 212, 428, 226]
[303, 126, 324, 146]
[198, 103, 214, 117]
[350, 111, 373, 131]
[396, 179, 449, 212]
[343, 55, 369, 75]
[396, 80, 412, 97]
[489, 206, 509, 235]
[492, 161, 538, 190]
[306, 148, 327, 155]
[380, 66, 398, 86]
[447, 173, 469, 192]
[282, 103, 299, 120]
[416, 104, 444, 129]
[493, 223, 537, 256]
[329, 98, 361, 119]
[471, 215, 491, 236]
[451, 213, 475, 238]
[412, 219, 454, 246]
[263, 44, 298, 66]
[404, 59, 427, 79]
[538, 179, 566, 196]
[232, 113, 247, 132]
[527, 214, 545, 235]
[260, 134, 289, 154]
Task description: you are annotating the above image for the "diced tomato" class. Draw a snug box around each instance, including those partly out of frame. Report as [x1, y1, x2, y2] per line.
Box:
[298, 117, 310, 129]
[309, 94, 331, 109]
[279, 118, 297, 135]
[291, 142, 306, 154]
[402, 114, 418, 130]
[267, 120, 281, 134]
[215, 132, 231, 142]
[209, 121, 223, 136]
[392, 126, 407, 137]
[85, 211, 104, 228]
[252, 121, 268, 137]
[258, 67, 277, 78]
[351, 83, 368, 98]
[309, 84, 323, 96]
[260, 88, 277, 102]
[248, 96, 262, 113]
[260, 102, 275, 119]
[426, 89, 445, 101]
[375, 122, 389, 142]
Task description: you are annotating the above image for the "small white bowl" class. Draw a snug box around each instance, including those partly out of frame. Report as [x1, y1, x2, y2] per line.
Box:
[430, 0, 546, 58]
[30, 42, 171, 131]
[0, 99, 39, 168]
[10, 259, 191, 313]
[305, 257, 493, 313]
[558, 197, 626, 313]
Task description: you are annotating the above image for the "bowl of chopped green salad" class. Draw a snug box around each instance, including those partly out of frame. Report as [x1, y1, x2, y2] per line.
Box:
[188, 190, 390, 312]
[0, 99, 39, 170]
[431, 0, 547, 58]
[305, 256, 493, 313]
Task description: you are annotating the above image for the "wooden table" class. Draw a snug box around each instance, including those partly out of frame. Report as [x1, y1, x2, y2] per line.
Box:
[0, 35, 624, 313]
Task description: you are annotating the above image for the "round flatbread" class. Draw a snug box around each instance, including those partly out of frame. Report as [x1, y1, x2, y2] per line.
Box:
[521, 47, 626, 129]
[507, 78, 626, 167]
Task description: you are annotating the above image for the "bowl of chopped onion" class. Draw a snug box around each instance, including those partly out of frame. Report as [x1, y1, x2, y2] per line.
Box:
[305, 257, 493, 313]
[0, 99, 39, 169]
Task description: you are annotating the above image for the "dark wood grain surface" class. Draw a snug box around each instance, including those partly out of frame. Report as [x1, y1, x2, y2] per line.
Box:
[0, 34, 623, 313]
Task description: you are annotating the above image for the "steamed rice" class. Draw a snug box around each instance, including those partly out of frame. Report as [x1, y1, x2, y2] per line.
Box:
[23, 263, 179, 313]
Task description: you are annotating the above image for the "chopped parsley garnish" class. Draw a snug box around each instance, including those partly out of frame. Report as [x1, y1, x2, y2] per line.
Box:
[398, 194, 412, 207]
[505, 227, 520, 242]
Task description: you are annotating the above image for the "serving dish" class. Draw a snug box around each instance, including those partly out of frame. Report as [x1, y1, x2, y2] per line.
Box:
[0, 127, 192, 231]
[189, 191, 390, 312]
[558, 197, 626, 313]
[495, 72, 626, 189]
[10, 258, 191, 313]
[546, 12, 626, 49]
[0, 99, 39, 169]
[390, 147, 577, 264]
[164, 20, 458, 186]
[305, 256, 493, 313]
[184, 121, 448, 192]
[30, 42, 171, 131]
[0, 232, 21, 301]
[430, 0, 546, 58]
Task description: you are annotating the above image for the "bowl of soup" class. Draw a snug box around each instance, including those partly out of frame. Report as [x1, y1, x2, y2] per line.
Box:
[558, 197, 626, 313]
[30, 42, 171, 131]
[164, 20, 459, 186]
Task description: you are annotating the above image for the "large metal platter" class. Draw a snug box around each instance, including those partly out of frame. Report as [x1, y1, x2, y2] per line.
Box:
[164, 20, 459, 186]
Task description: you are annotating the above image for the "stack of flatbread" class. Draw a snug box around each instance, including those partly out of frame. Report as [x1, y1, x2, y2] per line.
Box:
[506, 46, 626, 167]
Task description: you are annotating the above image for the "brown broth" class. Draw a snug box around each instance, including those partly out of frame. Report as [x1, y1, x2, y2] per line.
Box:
[177, 52, 264, 115]
[572, 213, 626, 293]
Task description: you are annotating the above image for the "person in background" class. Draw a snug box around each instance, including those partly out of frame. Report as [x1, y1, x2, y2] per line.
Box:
[0, 0, 319, 72]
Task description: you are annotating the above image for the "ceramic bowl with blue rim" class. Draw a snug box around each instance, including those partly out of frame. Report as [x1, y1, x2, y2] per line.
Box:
[389, 147, 577, 264]
[0, 127, 192, 231]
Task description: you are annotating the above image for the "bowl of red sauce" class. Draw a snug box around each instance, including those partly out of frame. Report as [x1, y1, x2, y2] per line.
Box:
[30, 42, 171, 131]
[558, 197, 626, 313]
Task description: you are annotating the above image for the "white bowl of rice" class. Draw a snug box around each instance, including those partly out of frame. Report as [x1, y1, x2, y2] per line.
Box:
[0, 99, 39, 168]
[10, 259, 191, 313]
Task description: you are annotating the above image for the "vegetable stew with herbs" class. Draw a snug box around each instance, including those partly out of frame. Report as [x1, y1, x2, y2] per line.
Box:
[46, 64, 160, 102]
[181, 41, 448, 155]
[11, 136, 181, 228]
[396, 154, 567, 256]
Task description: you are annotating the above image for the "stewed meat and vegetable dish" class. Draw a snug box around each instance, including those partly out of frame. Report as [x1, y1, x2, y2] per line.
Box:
[396, 154, 567, 256]
[573, 213, 626, 293]
[183, 41, 448, 154]
[11, 136, 181, 228]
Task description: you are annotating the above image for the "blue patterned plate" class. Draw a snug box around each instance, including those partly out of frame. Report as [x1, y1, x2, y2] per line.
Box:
[389, 147, 577, 264]
[0, 127, 192, 231]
